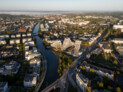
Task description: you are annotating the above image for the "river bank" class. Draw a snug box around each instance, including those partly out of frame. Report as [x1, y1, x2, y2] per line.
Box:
[35, 58, 47, 92]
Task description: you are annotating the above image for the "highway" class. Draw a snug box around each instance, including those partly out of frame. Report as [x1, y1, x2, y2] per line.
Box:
[41, 30, 107, 92]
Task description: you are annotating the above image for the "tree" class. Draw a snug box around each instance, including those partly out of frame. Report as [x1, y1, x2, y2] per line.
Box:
[58, 53, 72, 76]
[29, 86, 35, 92]
[9, 73, 14, 77]
[86, 87, 91, 92]
[81, 41, 89, 46]
[107, 85, 113, 91]
[97, 81, 103, 88]
[89, 69, 96, 78]
[122, 61, 123, 65]
[59, 59, 62, 63]
[116, 71, 120, 75]
[103, 29, 111, 39]
[113, 60, 118, 65]
[81, 66, 86, 71]
[103, 75, 110, 87]
[104, 53, 107, 60]
[90, 69, 94, 73]
[116, 87, 122, 92]
[111, 53, 114, 57]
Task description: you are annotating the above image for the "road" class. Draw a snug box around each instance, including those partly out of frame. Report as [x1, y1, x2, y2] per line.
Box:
[41, 30, 107, 92]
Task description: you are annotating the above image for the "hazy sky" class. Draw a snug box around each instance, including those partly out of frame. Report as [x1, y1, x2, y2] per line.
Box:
[0, 0, 123, 11]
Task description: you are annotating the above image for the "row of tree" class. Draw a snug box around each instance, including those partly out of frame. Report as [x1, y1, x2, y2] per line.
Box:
[57, 53, 72, 76]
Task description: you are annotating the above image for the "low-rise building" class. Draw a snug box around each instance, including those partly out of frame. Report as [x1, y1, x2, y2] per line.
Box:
[27, 33, 32, 36]
[25, 53, 41, 61]
[16, 34, 21, 38]
[29, 28, 32, 32]
[116, 45, 123, 56]
[113, 25, 123, 29]
[0, 35, 9, 39]
[1, 61, 21, 75]
[11, 35, 16, 38]
[0, 40, 6, 45]
[10, 40, 15, 44]
[25, 41, 34, 46]
[22, 38, 32, 43]
[10, 39, 20, 44]
[15, 39, 20, 44]
[22, 34, 27, 37]
[29, 58, 41, 67]
[18, 28, 27, 33]
[76, 73, 88, 92]
[99, 42, 112, 53]
[81, 63, 114, 80]
[112, 38, 123, 44]
[24, 74, 37, 87]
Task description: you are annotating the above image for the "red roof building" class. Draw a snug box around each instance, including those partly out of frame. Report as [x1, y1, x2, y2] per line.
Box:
[29, 28, 32, 32]
[18, 28, 27, 33]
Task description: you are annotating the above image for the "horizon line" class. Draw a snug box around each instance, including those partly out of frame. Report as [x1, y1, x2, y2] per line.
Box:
[0, 10, 123, 12]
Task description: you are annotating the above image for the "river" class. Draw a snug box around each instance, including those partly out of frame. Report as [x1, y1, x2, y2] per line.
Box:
[33, 24, 59, 90]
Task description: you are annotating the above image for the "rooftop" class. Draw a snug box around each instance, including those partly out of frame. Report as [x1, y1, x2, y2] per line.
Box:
[18, 28, 27, 33]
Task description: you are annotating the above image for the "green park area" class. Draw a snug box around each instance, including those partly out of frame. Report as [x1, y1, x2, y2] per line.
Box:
[57, 53, 72, 76]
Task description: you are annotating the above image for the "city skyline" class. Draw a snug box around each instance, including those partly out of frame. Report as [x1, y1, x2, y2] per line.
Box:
[0, 0, 123, 12]
[0, 2, 123, 91]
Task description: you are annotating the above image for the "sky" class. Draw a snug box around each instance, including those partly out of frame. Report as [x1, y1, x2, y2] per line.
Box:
[0, 0, 123, 12]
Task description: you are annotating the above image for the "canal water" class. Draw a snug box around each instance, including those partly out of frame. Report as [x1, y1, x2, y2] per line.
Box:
[33, 24, 59, 90]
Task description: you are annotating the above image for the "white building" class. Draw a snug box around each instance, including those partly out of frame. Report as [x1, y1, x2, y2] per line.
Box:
[25, 50, 32, 56]
[29, 58, 41, 67]
[24, 74, 37, 87]
[103, 48, 112, 53]
[48, 21, 55, 24]
[25, 53, 41, 61]
[22, 38, 27, 43]
[121, 29, 123, 32]
[10, 40, 15, 44]
[2, 61, 21, 75]
[112, 38, 123, 44]
[11, 35, 16, 38]
[15, 39, 20, 44]
[78, 21, 90, 26]
[0, 40, 6, 45]
[32, 47, 38, 53]
[50, 40, 62, 50]
[16, 34, 21, 38]
[22, 34, 27, 37]
[10, 39, 20, 44]
[25, 45, 30, 50]
[99, 42, 112, 53]
[74, 40, 82, 56]
[0, 35, 9, 39]
[113, 25, 123, 29]
[83, 64, 114, 80]
[25, 41, 34, 46]
[76, 73, 88, 92]
[27, 33, 31, 36]
[116, 46, 123, 56]
[25, 47, 38, 56]
[62, 38, 74, 51]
